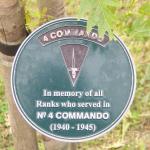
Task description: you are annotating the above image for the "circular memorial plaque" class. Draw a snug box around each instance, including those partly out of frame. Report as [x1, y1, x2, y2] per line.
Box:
[11, 18, 136, 142]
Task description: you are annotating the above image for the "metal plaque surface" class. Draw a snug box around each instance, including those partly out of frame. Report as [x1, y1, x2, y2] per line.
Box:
[11, 18, 136, 142]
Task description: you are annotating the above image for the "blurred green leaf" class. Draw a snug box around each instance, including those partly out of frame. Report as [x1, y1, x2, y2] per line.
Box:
[139, 2, 150, 16]
[78, 0, 118, 38]
[103, 0, 121, 7]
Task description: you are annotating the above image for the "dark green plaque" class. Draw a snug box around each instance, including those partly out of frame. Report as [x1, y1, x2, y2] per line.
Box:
[11, 18, 136, 142]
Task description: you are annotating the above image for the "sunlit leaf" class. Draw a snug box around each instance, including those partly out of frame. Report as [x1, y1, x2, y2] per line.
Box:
[139, 2, 150, 16]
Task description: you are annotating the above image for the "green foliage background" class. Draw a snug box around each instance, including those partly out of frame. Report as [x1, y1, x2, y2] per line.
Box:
[0, 0, 150, 149]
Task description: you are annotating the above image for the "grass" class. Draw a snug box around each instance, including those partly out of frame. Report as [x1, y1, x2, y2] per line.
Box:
[0, 75, 14, 150]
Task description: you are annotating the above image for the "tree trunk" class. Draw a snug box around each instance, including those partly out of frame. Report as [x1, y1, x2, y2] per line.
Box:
[38, 0, 65, 24]
[37, 0, 77, 150]
[0, 0, 38, 150]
